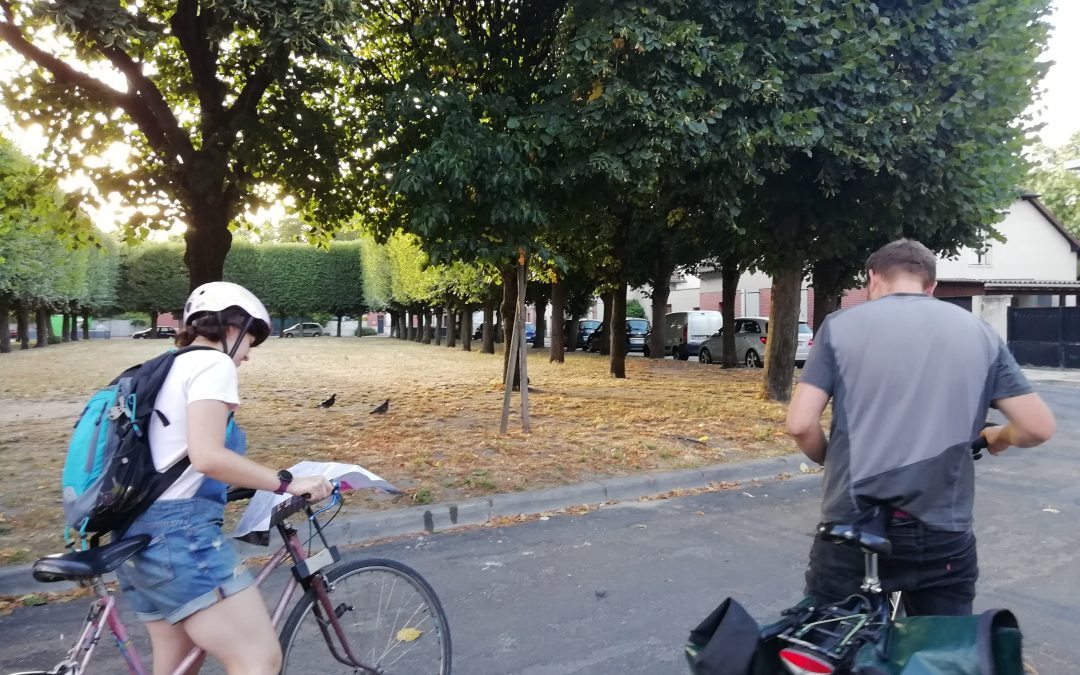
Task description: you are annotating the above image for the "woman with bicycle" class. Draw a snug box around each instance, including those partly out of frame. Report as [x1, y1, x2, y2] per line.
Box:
[117, 282, 333, 675]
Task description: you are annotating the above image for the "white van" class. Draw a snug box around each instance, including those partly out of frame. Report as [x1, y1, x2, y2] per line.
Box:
[649, 311, 723, 360]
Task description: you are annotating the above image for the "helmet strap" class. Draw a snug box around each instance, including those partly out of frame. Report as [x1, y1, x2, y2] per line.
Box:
[212, 312, 227, 355]
[228, 315, 254, 358]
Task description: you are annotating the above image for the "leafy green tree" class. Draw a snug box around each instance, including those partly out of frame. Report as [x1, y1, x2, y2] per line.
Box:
[625, 299, 645, 319]
[323, 242, 365, 336]
[385, 231, 437, 341]
[223, 240, 266, 293]
[257, 243, 325, 333]
[353, 0, 569, 380]
[731, 0, 1052, 401]
[79, 236, 120, 337]
[118, 243, 188, 329]
[1, 139, 100, 351]
[1026, 133, 1080, 236]
[0, 0, 375, 289]
[528, 0, 771, 378]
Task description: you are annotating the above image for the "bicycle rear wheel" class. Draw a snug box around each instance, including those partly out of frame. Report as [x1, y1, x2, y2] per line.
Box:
[279, 558, 451, 675]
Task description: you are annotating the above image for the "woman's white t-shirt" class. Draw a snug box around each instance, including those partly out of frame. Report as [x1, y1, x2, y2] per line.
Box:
[149, 349, 240, 500]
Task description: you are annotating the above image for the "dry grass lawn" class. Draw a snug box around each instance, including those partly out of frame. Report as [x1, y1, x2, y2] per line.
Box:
[0, 336, 798, 564]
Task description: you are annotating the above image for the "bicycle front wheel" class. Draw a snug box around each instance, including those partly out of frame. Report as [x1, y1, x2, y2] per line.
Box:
[279, 558, 451, 675]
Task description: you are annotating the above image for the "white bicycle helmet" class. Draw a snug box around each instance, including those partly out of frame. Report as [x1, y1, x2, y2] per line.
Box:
[183, 281, 271, 347]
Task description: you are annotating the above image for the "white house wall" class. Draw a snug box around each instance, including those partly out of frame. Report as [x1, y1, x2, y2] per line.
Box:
[937, 199, 1077, 282]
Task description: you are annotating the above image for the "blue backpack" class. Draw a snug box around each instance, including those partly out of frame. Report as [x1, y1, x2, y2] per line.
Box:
[62, 345, 216, 541]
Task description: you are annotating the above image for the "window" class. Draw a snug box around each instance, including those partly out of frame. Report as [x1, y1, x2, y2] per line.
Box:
[970, 246, 992, 266]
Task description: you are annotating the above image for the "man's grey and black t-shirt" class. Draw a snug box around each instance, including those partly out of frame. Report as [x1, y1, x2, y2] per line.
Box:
[801, 294, 1031, 532]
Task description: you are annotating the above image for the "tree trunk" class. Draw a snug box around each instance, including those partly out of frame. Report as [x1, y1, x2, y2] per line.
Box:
[811, 263, 844, 334]
[35, 307, 48, 347]
[447, 309, 457, 348]
[69, 301, 80, 341]
[482, 300, 495, 354]
[422, 311, 433, 344]
[812, 289, 841, 334]
[16, 302, 29, 349]
[532, 288, 549, 349]
[550, 280, 566, 363]
[462, 309, 473, 351]
[434, 309, 444, 346]
[763, 261, 803, 402]
[183, 206, 232, 291]
[61, 313, 70, 342]
[610, 282, 628, 378]
[336, 315, 343, 337]
[389, 312, 398, 338]
[0, 295, 10, 354]
[721, 259, 741, 368]
[500, 263, 524, 390]
[609, 214, 630, 377]
[649, 253, 674, 359]
[81, 308, 91, 340]
[150, 312, 159, 331]
[599, 291, 613, 356]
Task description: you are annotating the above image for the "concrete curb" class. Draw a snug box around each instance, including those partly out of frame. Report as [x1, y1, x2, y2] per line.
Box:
[0, 453, 813, 597]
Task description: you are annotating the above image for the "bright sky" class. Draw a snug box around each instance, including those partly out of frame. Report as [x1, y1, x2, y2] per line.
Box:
[1031, 0, 1080, 148]
[1, 3, 1078, 235]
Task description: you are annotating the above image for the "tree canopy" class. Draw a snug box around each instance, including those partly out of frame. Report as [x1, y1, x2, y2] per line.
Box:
[0, 0, 375, 288]
[1026, 132, 1080, 236]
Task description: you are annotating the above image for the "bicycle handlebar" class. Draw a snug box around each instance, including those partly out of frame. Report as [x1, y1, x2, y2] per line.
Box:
[971, 434, 990, 460]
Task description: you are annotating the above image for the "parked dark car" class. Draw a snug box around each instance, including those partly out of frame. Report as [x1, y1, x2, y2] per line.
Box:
[471, 322, 535, 342]
[585, 318, 651, 353]
[564, 319, 601, 351]
[132, 326, 178, 339]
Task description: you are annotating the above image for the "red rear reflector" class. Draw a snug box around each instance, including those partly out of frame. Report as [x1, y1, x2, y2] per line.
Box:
[759, 336, 767, 344]
[779, 648, 834, 674]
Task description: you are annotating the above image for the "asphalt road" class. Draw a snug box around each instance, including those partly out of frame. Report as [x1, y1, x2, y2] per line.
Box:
[1, 383, 1076, 674]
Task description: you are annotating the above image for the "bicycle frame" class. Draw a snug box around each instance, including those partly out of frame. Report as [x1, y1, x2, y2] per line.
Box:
[46, 488, 381, 675]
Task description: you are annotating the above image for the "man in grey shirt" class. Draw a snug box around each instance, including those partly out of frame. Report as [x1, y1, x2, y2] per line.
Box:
[786, 239, 1056, 615]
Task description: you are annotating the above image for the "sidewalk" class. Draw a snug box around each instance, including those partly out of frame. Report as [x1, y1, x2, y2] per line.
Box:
[0, 452, 813, 597]
[1022, 367, 1080, 387]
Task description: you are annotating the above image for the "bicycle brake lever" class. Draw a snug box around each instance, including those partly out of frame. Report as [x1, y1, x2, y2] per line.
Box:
[308, 483, 342, 521]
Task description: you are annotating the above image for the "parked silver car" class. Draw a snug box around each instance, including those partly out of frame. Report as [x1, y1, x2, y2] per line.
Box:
[697, 317, 813, 368]
[282, 322, 324, 337]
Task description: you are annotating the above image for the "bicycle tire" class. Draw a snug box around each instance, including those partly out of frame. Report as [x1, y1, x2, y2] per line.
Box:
[279, 558, 451, 675]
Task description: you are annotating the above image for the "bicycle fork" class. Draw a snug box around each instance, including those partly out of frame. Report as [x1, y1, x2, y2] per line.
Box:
[283, 522, 383, 675]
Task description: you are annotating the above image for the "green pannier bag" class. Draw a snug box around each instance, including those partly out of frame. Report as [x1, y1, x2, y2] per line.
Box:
[852, 609, 1024, 675]
[686, 602, 1023, 675]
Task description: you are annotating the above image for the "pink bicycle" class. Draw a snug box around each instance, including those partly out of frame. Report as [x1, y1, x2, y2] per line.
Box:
[13, 484, 452, 674]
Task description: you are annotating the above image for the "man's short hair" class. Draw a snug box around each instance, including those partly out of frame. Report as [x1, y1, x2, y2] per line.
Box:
[866, 239, 937, 286]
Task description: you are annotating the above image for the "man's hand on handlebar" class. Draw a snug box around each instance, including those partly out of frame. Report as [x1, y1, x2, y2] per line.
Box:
[980, 425, 1014, 456]
[287, 475, 335, 502]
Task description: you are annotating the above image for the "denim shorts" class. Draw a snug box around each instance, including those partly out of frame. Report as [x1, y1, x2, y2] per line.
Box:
[117, 498, 255, 624]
